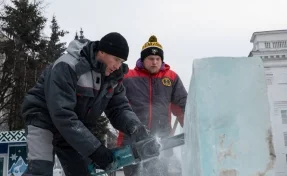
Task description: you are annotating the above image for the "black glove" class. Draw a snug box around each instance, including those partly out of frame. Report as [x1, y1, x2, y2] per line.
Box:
[126, 121, 161, 157]
[89, 145, 113, 170]
[129, 124, 150, 143]
[132, 134, 161, 161]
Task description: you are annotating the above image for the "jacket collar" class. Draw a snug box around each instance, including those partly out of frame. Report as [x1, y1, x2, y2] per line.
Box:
[80, 41, 128, 82]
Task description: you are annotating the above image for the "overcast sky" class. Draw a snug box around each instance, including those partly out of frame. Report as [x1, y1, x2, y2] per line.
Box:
[24, 0, 287, 88]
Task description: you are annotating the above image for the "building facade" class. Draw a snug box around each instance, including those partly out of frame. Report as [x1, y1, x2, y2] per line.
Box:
[0, 130, 27, 176]
[249, 30, 287, 176]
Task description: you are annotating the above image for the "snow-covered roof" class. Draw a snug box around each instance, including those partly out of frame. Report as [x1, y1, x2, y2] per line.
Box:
[250, 29, 287, 42]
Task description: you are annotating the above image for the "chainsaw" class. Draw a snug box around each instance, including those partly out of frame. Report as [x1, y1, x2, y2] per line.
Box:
[88, 133, 185, 176]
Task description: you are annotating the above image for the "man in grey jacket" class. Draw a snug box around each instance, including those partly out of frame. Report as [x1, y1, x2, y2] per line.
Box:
[21, 32, 155, 176]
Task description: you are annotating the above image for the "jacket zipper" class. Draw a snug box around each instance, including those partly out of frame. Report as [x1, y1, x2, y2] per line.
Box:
[148, 76, 152, 129]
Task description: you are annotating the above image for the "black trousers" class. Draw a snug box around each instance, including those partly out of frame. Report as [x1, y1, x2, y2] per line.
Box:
[23, 125, 91, 176]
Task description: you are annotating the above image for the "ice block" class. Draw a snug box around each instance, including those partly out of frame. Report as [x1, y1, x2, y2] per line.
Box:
[182, 57, 275, 176]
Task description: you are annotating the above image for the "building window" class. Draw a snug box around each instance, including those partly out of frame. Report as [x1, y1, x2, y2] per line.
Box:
[265, 73, 273, 85]
[265, 42, 271, 48]
[272, 41, 287, 48]
[284, 132, 287, 146]
[282, 110, 287, 124]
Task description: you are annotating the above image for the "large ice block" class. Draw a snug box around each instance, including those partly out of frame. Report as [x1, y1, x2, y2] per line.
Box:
[182, 57, 275, 176]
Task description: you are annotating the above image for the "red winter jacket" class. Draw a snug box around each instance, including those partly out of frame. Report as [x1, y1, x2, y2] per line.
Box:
[117, 59, 187, 146]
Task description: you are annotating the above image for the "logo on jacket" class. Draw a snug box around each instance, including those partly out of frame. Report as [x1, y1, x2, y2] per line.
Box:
[162, 77, 172, 87]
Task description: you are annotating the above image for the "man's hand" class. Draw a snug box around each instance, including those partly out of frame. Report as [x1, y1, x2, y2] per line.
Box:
[89, 145, 113, 170]
[126, 121, 161, 158]
[130, 124, 150, 142]
[132, 135, 162, 161]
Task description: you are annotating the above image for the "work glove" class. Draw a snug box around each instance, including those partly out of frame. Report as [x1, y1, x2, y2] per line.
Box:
[89, 145, 113, 170]
[127, 121, 161, 158]
[130, 124, 150, 143]
[126, 120, 150, 142]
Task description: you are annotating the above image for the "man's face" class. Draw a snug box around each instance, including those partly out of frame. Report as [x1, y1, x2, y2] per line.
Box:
[143, 55, 162, 74]
[100, 52, 125, 76]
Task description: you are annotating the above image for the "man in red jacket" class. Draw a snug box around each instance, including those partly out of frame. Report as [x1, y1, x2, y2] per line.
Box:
[118, 35, 187, 176]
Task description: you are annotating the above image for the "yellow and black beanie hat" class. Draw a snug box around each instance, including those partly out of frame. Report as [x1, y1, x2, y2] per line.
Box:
[141, 35, 164, 61]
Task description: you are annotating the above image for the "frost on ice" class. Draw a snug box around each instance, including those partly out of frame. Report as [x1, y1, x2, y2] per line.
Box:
[182, 57, 276, 176]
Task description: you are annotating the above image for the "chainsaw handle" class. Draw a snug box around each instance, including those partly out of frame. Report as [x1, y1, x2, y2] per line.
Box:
[88, 163, 112, 176]
[88, 146, 136, 176]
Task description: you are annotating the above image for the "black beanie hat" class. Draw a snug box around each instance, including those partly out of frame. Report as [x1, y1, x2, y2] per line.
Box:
[140, 35, 164, 61]
[98, 32, 129, 61]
